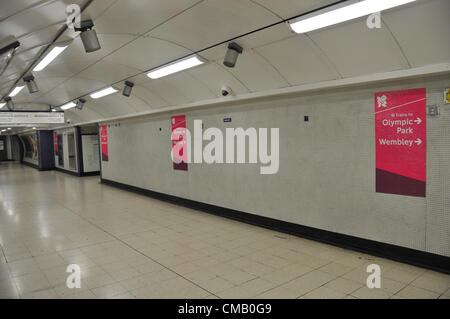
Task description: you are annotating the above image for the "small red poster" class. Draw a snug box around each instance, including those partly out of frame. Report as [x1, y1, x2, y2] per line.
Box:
[375, 88, 426, 197]
[100, 125, 109, 162]
[171, 115, 187, 171]
[54, 131, 58, 155]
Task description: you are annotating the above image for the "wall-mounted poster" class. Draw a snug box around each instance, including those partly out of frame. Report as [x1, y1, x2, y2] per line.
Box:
[100, 125, 109, 162]
[375, 88, 426, 197]
[54, 131, 58, 155]
[171, 115, 188, 171]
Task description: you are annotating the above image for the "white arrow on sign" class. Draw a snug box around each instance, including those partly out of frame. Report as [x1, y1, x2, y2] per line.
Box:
[415, 138, 422, 146]
[414, 118, 422, 125]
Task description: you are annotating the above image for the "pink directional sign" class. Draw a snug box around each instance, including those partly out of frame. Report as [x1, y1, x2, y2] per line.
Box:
[375, 88, 426, 197]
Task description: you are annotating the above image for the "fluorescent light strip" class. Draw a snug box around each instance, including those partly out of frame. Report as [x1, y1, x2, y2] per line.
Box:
[60, 102, 76, 110]
[0, 103, 5, 109]
[90, 87, 118, 99]
[289, 0, 416, 34]
[9, 86, 25, 97]
[147, 56, 205, 79]
[33, 45, 68, 72]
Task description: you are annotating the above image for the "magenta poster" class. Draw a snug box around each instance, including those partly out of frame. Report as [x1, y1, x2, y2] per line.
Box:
[375, 88, 426, 197]
[171, 115, 187, 171]
[100, 125, 109, 162]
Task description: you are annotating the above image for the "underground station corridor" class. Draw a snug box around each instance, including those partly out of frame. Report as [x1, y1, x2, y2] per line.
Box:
[0, 0, 449, 310]
[0, 162, 449, 300]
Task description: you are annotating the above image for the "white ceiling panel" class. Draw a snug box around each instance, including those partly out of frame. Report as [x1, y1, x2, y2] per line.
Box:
[186, 63, 250, 96]
[94, 0, 201, 36]
[78, 59, 140, 84]
[220, 49, 290, 92]
[382, 0, 450, 67]
[105, 36, 192, 72]
[149, 0, 281, 51]
[256, 36, 339, 85]
[251, 0, 337, 19]
[131, 85, 169, 109]
[309, 20, 410, 78]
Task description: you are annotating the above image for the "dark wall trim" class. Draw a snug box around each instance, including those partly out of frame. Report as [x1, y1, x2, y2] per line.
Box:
[55, 167, 99, 177]
[22, 161, 39, 170]
[101, 178, 450, 274]
[75, 126, 84, 176]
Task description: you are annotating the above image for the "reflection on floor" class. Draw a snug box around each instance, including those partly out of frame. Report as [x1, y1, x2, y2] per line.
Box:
[0, 162, 449, 299]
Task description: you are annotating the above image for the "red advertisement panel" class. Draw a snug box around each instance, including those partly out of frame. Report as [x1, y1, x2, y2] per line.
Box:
[100, 125, 109, 162]
[171, 115, 188, 171]
[54, 131, 58, 155]
[375, 88, 426, 197]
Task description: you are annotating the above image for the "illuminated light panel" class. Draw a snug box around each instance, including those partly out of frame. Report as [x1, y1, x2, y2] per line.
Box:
[288, 0, 416, 34]
[9, 86, 24, 97]
[60, 102, 76, 110]
[147, 56, 205, 79]
[0, 103, 5, 109]
[33, 45, 68, 72]
[90, 87, 118, 99]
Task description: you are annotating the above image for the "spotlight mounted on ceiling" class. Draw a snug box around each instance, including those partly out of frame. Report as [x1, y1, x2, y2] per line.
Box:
[23, 74, 39, 94]
[75, 19, 101, 53]
[76, 98, 86, 110]
[4, 97, 14, 110]
[223, 42, 243, 68]
[122, 81, 134, 97]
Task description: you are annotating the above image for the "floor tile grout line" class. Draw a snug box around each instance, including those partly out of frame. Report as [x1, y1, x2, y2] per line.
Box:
[61, 204, 220, 299]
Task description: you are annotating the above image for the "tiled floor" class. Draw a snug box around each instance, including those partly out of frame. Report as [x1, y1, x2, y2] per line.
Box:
[0, 162, 449, 299]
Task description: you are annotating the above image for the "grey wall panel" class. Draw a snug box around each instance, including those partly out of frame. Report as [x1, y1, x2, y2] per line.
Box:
[102, 74, 450, 257]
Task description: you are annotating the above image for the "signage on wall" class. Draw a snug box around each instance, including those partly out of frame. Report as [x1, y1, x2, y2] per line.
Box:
[0, 112, 64, 124]
[171, 115, 188, 171]
[375, 88, 426, 197]
[445, 88, 450, 104]
[100, 125, 109, 162]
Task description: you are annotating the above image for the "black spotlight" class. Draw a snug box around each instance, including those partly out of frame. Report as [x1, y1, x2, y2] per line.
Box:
[75, 20, 101, 53]
[122, 81, 134, 97]
[23, 74, 39, 93]
[223, 42, 243, 68]
[76, 98, 86, 110]
[4, 97, 14, 110]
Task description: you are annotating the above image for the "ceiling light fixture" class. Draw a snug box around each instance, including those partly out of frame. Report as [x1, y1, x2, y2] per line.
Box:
[75, 20, 101, 53]
[9, 85, 24, 97]
[60, 102, 77, 110]
[0, 103, 5, 109]
[0, 37, 20, 77]
[24, 74, 39, 93]
[4, 97, 14, 110]
[223, 42, 243, 68]
[90, 87, 118, 99]
[122, 81, 134, 97]
[33, 45, 68, 72]
[76, 98, 86, 110]
[147, 55, 205, 79]
[288, 0, 416, 34]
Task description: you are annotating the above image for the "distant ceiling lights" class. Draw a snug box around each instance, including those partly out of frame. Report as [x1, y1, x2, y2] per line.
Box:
[75, 20, 101, 53]
[60, 102, 77, 110]
[122, 81, 134, 97]
[4, 97, 14, 110]
[90, 87, 118, 99]
[288, 0, 416, 34]
[223, 42, 243, 68]
[9, 85, 24, 97]
[23, 74, 39, 94]
[147, 55, 205, 79]
[76, 98, 86, 110]
[33, 45, 68, 72]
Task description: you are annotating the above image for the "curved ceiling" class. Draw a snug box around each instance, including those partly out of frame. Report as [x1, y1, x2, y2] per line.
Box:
[0, 0, 449, 125]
